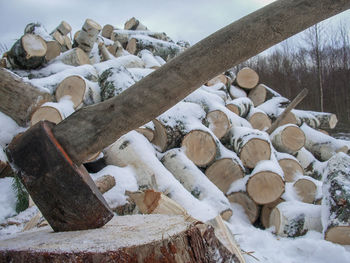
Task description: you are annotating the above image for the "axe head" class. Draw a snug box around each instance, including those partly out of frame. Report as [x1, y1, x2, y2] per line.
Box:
[6, 121, 113, 232]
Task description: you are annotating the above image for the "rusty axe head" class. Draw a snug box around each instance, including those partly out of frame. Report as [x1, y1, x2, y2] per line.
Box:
[6, 121, 113, 232]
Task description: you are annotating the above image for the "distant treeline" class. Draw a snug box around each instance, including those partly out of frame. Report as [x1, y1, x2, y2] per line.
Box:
[233, 21, 350, 132]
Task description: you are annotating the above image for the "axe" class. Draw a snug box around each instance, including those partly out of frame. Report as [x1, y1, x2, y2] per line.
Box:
[5, 0, 350, 232]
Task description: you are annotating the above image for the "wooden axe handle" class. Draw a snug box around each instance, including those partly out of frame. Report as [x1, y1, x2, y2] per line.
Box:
[52, 0, 350, 164]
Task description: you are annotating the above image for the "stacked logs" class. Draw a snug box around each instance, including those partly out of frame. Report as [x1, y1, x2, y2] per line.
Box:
[1, 18, 350, 251]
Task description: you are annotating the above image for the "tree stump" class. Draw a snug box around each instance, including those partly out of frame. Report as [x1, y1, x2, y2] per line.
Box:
[0, 214, 238, 262]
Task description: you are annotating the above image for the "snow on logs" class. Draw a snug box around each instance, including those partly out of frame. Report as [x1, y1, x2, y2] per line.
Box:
[73, 19, 102, 54]
[322, 153, 350, 245]
[293, 109, 338, 130]
[226, 97, 253, 118]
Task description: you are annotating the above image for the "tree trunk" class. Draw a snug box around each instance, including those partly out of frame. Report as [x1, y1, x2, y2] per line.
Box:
[270, 201, 322, 237]
[126, 35, 181, 61]
[50, 0, 350, 165]
[227, 127, 271, 169]
[0, 214, 238, 263]
[235, 67, 259, 89]
[161, 148, 233, 218]
[59, 48, 90, 66]
[246, 160, 285, 205]
[0, 68, 52, 126]
[322, 153, 350, 245]
[7, 34, 47, 69]
[270, 124, 306, 154]
[107, 40, 124, 57]
[74, 19, 102, 54]
[226, 97, 253, 118]
[55, 75, 100, 109]
[227, 192, 260, 223]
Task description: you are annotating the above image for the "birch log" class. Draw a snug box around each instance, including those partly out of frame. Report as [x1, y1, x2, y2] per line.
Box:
[101, 24, 114, 39]
[295, 147, 326, 180]
[235, 67, 259, 89]
[0, 68, 52, 126]
[74, 19, 102, 54]
[293, 177, 318, 204]
[59, 48, 90, 66]
[227, 192, 260, 223]
[124, 17, 148, 31]
[246, 107, 271, 131]
[260, 198, 284, 228]
[226, 97, 253, 118]
[270, 201, 322, 237]
[270, 124, 306, 154]
[248, 83, 282, 106]
[294, 109, 338, 129]
[322, 153, 350, 245]
[276, 152, 304, 182]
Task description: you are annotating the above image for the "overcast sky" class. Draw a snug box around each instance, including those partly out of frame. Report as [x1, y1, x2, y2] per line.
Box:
[0, 0, 349, 49]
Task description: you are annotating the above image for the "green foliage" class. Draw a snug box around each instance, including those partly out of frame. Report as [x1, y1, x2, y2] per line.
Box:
[11, 175, 29, 213]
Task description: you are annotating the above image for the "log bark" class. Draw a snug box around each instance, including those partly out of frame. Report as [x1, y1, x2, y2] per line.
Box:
[74, 19, 102, 54]
[227, 127, 271, 169]
[161, 148, 233, 218]
[30, 99, 75, 126]
[270, 201, 322, 237]
[59, 48, 90, 66]
[111, 29, 172, 47]
[235, 67, 259, 89]
[246, 160, 285, 205]
[95, 174, 116, 194]
[270, 124, 306, 154]
[322, 153, 350, 245]
[55, 75, 100, 109]
[301, 123, 348, 161]
[260, 198, 284, 228]
[295, 147, 326, 180]
[7, 34, 47, 69]
[246, 108, 271, 131]
[226, 97, 253, 118]
[126, 35, 181, 61]
[0, 214, 238, 263]
[0, 68, 52, 126]
[227, 192, 260, 223]
[51, 0, 350, 165]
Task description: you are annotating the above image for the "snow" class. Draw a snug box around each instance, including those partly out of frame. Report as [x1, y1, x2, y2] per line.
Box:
[0, 111, 25, 147]
[229, 85, 247, 98]
[42, 96, 75, 118]
[0, 178, 16, 223]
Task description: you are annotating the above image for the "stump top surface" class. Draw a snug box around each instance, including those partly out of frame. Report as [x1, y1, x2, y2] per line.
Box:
[0, 214, 190, 253]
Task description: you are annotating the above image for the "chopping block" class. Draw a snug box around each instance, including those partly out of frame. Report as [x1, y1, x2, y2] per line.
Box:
[6, 121, 113, 232]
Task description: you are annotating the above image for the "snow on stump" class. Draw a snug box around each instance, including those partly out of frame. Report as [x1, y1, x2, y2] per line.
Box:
[270, 201, 322, 237]
[322, 153, 350, 245]
[7, 33, 47, 69]
[0, 214, 238, 262]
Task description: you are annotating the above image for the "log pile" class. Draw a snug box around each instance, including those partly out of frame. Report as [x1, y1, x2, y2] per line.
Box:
[1, 16, 350, 261]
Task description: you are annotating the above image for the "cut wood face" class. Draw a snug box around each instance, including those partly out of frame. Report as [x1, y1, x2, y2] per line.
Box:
[293, 178, 316, 204]
[152, 119, 168, 152]
[207, 74, 227, 86]
[22, 34, 47, 58]
[278, 158, 304, 182]
[261, 198, 284, 228]
[227, 192, 259, 223]
[206, 110, 230, 139]
[240, 138, 271, 169]
[281, 126, 306, 152]
[278, 111, 297, 127]
[126, 38, 137, 55]
[86, 18, 102, 31]
[55, 75, 86, 108]
[135, 127, 154, 142]
[45, 41, 61, 61]
[248, 84, 267, 106]
[236, 67, 259, 89]
[269, 206, 281, 233]
[226, 104, 240, 116]
[182, 130, 217, 167]
[30, 106, 63, 126]
[249, 112, 271, 131]
[205, 158, 244, 194]
[247, 171, 285, 204]
[325, 226, 350, 245]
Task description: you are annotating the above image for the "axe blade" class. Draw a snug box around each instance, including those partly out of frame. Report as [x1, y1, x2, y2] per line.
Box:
[6, 121, 113, 232]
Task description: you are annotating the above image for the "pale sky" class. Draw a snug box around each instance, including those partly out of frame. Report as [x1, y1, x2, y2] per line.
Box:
[0, 0, 349, 49]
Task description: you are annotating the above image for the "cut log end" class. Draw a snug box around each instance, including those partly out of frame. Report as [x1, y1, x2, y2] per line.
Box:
[152, 119, 168, 152]
[260, 198, 284, 228]
[247, 171, 285, 204]
[45, 41, 61, 61]
[325, 226, 350, 245]
[102, 24, 114, 39]
[206, 110, 230, 139]
[30, 106, 63, 126]
[239, 138, 271, 169]
[293, 178, 316, 204]
[281, 126, 306, 152]
[248, 112, 271, 131]
[248, 84, 267, 106]
[226, 104, 240, 115]
[135, 127, 154, 142]
[55, 75, 86, 108]
[205, 158, 244, 194]
[228, 192, 259, 223]
[236, 67, 259, 89]
[182, 130, 217, 167]
[278, 158, 304, 182]
[126, 38, 137, 55]
[22, 34, 47, 58]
